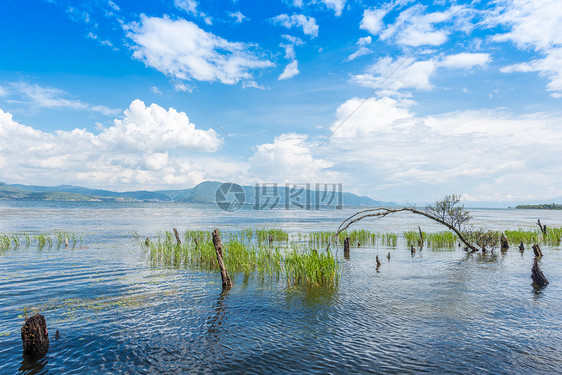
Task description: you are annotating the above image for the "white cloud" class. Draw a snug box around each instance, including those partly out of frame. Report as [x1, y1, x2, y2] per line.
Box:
[351, 53, 490, 93]
[249, 133, 335, 182]
[321, 0, 346, 16]
[357, 36, 372, 46]
[151, 86, 162, 95]
[7, 82, 119, 116]
[487, 0, 562, 94]
[126, 15, 273, 85]
[278, 60, 300, 80]
[0, 86, 6, 97]
[318, 97, 562, 201]
[346, 36, 374, 61]
[360, 8, 388, 35]
[0, 100, 229, 189]
[439, 52, 490, 69]
[229, 11, 249, 24]
[174, 0, 212, 24]
[289, 0, 346, 16]
[373, 4, 472, 47]
[346, 47, 372, 61]
[270, 14, 319, 38]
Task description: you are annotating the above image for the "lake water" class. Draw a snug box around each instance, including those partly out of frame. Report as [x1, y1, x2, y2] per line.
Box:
[1, 201, 562, 374]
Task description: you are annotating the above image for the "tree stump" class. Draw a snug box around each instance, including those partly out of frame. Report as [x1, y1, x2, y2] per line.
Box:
[173, 228, 181, 245]
[519, 241, 524, 253]
[531, 259, 549, 286]
[21, 314, 49, 356]
[376, 255, 381, 269]
[387, 252, 391, 260]
[212, 229, 232, 291]
[410, 245, 416, 256]
[532, 244, 543, 258]
[418, 226, 424, 249]
[500, 234, 509, 252]
[343, 237, 350, 258]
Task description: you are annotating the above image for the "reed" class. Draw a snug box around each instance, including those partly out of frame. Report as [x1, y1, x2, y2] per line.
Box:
[142, 230, 340, 288]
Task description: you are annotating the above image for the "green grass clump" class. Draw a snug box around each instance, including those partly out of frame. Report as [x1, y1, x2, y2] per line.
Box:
[142, 229, 340, 288]
[255, 228, 289, 244]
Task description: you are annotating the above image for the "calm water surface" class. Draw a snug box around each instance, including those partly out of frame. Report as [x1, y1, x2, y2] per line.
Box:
[1, 201, 562, 374]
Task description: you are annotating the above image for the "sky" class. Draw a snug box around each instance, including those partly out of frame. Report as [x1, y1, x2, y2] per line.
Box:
[1, 0, 562, 205]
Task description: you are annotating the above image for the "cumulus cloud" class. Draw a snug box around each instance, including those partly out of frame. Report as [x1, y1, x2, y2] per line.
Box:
[487, 0, 562, 94]
[126, 15, 273, 85]
[360, 8, 388, 35]
[0, 100, 229, 189]
[321, 0, 346, 16]
[249, 133, 335, 182]
[278, 60, 300, 80]
[320, 97, 562, 201]
[351, 53, 490, 93]
[270, 14, 319, 38]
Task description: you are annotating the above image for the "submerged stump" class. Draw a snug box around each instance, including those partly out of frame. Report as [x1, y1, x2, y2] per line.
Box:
[532, 244, 543, 258]
[519, 241, 524, 253]
[500, 234, 509, 252]
[531, 259, 549, 286]
[21, 314, 49, 356]
[343, 237, 350, 258]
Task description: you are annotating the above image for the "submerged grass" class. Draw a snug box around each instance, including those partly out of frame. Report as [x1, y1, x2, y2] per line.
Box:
[0, 232, 82, 252]
[143, 229, 339, 288]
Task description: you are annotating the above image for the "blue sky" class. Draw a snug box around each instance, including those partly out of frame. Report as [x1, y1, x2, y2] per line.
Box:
[1, 0, 562, 204]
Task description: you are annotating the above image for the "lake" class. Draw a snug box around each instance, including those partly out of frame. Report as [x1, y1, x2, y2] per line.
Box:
[1, 201, 562, 374]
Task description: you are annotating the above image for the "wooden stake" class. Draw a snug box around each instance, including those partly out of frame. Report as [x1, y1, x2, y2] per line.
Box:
[418, 226, 424, 249]
[519, 241, 524, 253]
[212, 229, 232, 291]
[376, 255, 381, 269]
[173, 228, 181, 245]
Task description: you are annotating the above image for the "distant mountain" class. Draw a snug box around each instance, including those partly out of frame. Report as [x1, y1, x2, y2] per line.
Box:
[0, 181, 397, 207]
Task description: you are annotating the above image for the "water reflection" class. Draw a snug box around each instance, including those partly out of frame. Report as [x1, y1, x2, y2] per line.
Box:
[207, 292, 229, 340]
[20, 353, 48, 375]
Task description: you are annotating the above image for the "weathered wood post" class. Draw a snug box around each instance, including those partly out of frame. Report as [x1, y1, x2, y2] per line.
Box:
[531, 259, 549, 286]
[212, 229, 232, 291]
[410, 245, 416, 256]
[519, 241, 524, 253]
[532, 244, 543, 258]
[387, 251, 391, 260]
[21, 314, 49, 356]
[500, 234, 509, 252]
[418, 226, 424, 249]
[376, 255, 381, 269]
[537, 219, 547, 235]
[173, 228, 182, 245]
[343, 237, 350, 259]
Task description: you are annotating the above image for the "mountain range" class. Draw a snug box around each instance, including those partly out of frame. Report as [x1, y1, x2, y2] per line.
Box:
[0, 181, 397, 207]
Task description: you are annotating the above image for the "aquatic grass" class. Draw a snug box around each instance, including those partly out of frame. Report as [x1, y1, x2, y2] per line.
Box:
[255, 228, 289, 244]
[504, 227, 562, 246]
[141, 231, 340, 288]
